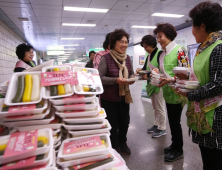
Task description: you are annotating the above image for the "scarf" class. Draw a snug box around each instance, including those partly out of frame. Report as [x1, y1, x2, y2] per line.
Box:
[110, 50, 133, 104]
[195, 30, 222, 56]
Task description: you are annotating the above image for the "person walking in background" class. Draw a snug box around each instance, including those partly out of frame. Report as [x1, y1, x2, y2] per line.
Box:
[98, 29, 134, 155]
[14, 43, 36, 72]
[153, 23, 189, 162]
[93, 32, 111, 69]
[85, 50, 96, 68]
[176, 2, 222, 169]
[136, 35, 166, 138]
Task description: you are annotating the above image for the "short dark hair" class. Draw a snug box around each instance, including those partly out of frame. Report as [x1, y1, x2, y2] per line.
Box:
[16, 43, 34, 60]
[140, 35, 157, 48]
[189, 1, 222, 33]
[103, 32, 111, 50]
[153, 23, 177, 41]
[89, 50, 96, 58]
[109, 29, 129, 50]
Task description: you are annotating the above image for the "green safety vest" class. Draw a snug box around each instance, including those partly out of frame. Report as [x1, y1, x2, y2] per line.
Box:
[162, 45, 181, 104]
[146, 49, 160, 97]
[30, 61, 36, 67]
[187, 40, 222, 134]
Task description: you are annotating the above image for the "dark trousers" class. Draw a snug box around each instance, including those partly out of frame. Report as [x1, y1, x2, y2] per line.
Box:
[199, 145, 222, 170]
[101, 98, 130, 148]
[166, 103, 183, 152]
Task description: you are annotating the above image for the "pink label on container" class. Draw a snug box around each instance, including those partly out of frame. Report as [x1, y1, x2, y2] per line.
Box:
[71, 72, 79, 85]
[63, 94, 84, 100]
[64, 103, 85, 107]
[4, 130, 38, 158]
[7, 114, 33, 119]
[1, 156, 36, 170]
[8, 105, 36, 113]
[63, 136, 103, 155]
[41, 70, 73, 86]
[29, 163, 47, 170]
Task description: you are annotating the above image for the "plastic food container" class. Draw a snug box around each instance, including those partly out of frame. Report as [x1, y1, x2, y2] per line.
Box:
[0, 128, 53, 165]
[54, 132, 62, 145]
[55, 106, 100, 118]
[57, 134, 111, 161]
[63, 108, 106, 124]
[41, 65, 74, 99]
[73, 67, 104, 95]
[53, 98, 98, 112]
[0, 99, 48, 118]
[150, 82, 159, 86]
[49, 94, 96, 105]
[125, 77, 139, 82]
[67, 120, 111, 138]
[54, 140, 61, 150]
[151, 78, 161, 84]
[4, 72, 43, 106]
[0, 81, 9, 92]
[53, 128, 61, 136]
[63, 119, 108, 131]
[172, 67, 191, 75]
[177, 80, 199, 85]
[179, 88, 195, 93]
[57, 151, 114, 168]
[1, 109, 55, 127]
[175, 83, 199, 90]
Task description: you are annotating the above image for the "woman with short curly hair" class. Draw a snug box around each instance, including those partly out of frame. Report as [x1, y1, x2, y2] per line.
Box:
[153, 23, 189, 162]
[98, 29, 134, 155]
[176, 1, 222, 169]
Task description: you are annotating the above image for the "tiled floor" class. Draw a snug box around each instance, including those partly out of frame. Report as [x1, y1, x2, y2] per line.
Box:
[120, 81, 202, 170]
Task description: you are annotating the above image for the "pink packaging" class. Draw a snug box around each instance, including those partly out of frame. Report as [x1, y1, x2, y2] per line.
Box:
[8, 104, 36, 114]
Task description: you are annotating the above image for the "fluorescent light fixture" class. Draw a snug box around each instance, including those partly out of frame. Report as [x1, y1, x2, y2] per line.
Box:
[60, 44, 79, 47]
[47, 45, 64, 51]
[64, 54, 71, 56]
[61, 38, 85, 40]
[62, 23, 96, 27]
[65, 51, 73, 53]
[132, 25, 156, 29]
[47, 51, 65, 55]
[64, 48, 76, 50]
[95, 48, 103, 50]
[152, 13, 184, 18]
[64, 6, 108, 13]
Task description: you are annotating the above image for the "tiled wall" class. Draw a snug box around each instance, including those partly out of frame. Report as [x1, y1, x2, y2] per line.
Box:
[0, 20, 24, 83]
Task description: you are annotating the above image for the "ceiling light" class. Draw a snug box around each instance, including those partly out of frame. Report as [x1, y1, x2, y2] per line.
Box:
[47, 51, 65, 55]
[152, 13, 184, 18]
[64, 6, 109, 13]
[18, 17, 29, 21]
[61, 38, 85, 40]
[63, 48, 76, 50]
[64, 54, 71, 56]
[65, 52, 73, 53]
[60, 44, 79, 47]
[132, 25, 156, 29]
[62, 23, 96, 27]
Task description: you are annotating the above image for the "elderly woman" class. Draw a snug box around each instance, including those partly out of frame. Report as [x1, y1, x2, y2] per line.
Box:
[93, 32, 111, 69]
[153, 23, 189, 162]
[98, 29, 134, 155]
[14, 43, 36, 72]
[177, 2, 222, 169]
[136, 35, 166, 138]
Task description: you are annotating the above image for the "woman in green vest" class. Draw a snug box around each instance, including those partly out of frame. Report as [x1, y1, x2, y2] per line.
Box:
[136, 35, 166, 138]
[153, 23, 189, 162]
[177, 2, 222, 169]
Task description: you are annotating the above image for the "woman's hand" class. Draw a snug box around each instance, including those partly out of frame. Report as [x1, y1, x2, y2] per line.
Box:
[157, 78, 171, 87]
[176, 73, 189, 80]
[176, 88, 188, 97]
[143, 74, 148, 80]
[152, 68, 159, 73]
[135, 68, 142, 74]
[128, 81, 135, 85]
[117, 78, 128, 85]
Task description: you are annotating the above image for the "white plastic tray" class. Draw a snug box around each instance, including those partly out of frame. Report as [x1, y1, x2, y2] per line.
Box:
[55, 106, 100, 118]
[1, 101, 51, 122]
[73, 67, 104, 95]
[54, 132, 62, 145]
[172, 67, 191, 75]
[41, 65, 74, 99]
[57, 151, 114, 168]
[63, 108, 106, 124]
[1, 110, 55, 127]
[4, 72, 43, 106]
[125, 77, 139, 82]
[54, 140, 61, 150]
[177, 80, 199, 85]
[53, 98, 98, 112]
[179, 88, 195, 93]
[62, 119, 107, 131]
[0, 128, 53, 165]
[50, 94, 96, 105]
[0, 99, 48, 118]
[53, 128, 61, 136]
[150, 82, 159, 86]
[57, 134, 111, 161]
[68, 120, 111, 138]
